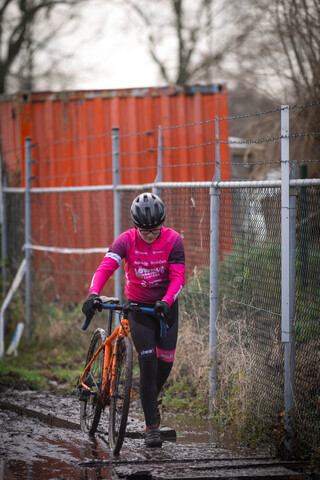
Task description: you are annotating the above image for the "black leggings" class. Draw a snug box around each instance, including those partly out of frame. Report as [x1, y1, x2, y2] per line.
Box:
[128, 300, 179, 427]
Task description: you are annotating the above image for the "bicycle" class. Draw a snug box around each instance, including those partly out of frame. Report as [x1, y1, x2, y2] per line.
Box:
[77, 296, 154, 456]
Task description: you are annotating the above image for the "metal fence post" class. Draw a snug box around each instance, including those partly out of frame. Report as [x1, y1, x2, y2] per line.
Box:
[209, 116, 221, 410]
[1, 172, 8, 299]
[285, 157, 297, 454]
[281, 105, 295, 453]
[112, 127, 122, 301]
[25, 137, 33, 342]
[153, 125, 163, 197]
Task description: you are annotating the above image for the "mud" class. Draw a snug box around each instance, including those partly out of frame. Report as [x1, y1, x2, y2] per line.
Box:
[0, 389, 311, 479]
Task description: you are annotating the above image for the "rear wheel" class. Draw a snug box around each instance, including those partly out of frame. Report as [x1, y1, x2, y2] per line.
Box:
[108, 336, 133, 455]
[80, 328, 106, 436]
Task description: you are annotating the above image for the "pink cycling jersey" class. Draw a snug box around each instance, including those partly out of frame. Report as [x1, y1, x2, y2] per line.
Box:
[89, 226, 185, 306]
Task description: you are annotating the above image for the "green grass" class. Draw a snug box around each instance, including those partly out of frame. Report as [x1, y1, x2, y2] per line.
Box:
[0, 360, 47, 390]
[0, 341, 85, 392]
[161, 379, 208, 415]
[0, 300, 90, 393]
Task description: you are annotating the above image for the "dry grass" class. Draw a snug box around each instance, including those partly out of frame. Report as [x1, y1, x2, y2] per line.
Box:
[171, 313, 210, 399]
[172, 287, 256, 426]
[30, 303, 88, 355]
[213, 310, 255, 425]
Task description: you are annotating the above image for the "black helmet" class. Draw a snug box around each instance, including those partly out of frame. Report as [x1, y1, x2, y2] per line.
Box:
[130, 193, 166, 228]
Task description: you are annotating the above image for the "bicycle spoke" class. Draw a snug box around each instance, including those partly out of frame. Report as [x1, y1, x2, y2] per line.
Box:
[108, 337, 133, 455]
[80, 328, 106, 436]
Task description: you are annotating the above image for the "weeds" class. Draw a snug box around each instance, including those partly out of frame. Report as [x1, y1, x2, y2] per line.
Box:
[0, 361, 46, 390]
[0, 299, 89, 391]
[1, 254, 319, 461]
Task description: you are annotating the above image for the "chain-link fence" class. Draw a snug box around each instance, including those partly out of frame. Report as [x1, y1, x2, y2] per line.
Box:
[4, 183, 319, 457]
[1, 103, 320, 459]
[219, 186, 283, 421]
[218, 184, 320, 456]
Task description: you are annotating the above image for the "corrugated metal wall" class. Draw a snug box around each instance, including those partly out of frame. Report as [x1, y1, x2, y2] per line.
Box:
[0, 85, 230, 188]
[0, 85, 231, 300]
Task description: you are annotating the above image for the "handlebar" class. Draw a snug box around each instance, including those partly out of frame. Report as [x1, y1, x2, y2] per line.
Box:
[81, 301, 154, 331]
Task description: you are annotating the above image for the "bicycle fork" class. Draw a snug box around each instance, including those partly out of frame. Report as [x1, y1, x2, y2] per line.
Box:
[109, 318, 130, 399]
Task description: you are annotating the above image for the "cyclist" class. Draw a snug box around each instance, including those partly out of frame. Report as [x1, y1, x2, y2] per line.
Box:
[82, 192, 185, 448]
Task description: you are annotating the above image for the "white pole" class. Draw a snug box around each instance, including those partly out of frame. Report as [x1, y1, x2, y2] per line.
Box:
[209, 116, 220, 409]
[25, 137, 32, 342]
[153, 125, 163, 197]
[281, 105, 295, 452]
[0, 259, 27, 357]
[112, 127, 122, 302]
[281, 105, 290, 343]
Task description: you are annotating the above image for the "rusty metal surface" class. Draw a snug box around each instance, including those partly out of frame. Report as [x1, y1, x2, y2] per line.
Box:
[0, 85, 230, 188]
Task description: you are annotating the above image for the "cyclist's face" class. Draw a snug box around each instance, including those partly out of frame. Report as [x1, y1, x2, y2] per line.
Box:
[138, 226, 162, 243]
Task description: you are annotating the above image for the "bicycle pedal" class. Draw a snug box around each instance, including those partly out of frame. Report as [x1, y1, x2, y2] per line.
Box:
[76, 382, 95, 401]
[76, 386, 87, 401]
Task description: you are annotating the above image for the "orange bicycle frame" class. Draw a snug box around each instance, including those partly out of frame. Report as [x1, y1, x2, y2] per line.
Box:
[80, 317, 130, 402]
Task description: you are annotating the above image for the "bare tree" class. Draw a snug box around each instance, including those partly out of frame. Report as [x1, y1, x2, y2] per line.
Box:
[0, 0, 89, 94]
[119, 0, 258, 86]
[273, 0, 320, 103]
[120, 0, 319, 112]
[230, 0, 320, 168]
[227, 0, 320, 103]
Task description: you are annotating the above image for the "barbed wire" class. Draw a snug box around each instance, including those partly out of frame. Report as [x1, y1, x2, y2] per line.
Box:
[1, 159, 22, 170]
[163, 141, 216, 150]
[219, 106, 283, 122]
[2, 102, 320, 180]
[162, 118, 215, 130]
[289, 132, 320, 139]
[2, 106, 320, 159]
[221, 136, 281, 145]
[120, 165, 157, 172]
[33, 132, 113, 149]
[2, 133, 113, 158]
[118, 128, 158, 138]
[161, 106, 283, 130]
[161, 134, 280, 151]
[1, 145, 24, 156]
[291, 159, 320, 163]
[120, 148, 157, 156]
[7, 158, 320, 185]
[290, 101, 320, 111]
[32, 168, 113, 181]
[34, 151, 113, 165]
[121, 158, 320, 169]
[16, 131, 320, 167]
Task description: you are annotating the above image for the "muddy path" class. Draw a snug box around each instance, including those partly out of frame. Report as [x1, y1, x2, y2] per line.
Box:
[0, 388, 311, 479]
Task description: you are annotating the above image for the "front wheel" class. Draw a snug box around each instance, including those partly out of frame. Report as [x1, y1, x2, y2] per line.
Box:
[108, 336, 133, 455]
[80, 328, 106, 436]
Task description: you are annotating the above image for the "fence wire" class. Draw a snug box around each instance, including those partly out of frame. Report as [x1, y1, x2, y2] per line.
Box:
[1, 102, 320, 460]
[3, 178, 320, 459]
[218, 186, 320, 454]
[5, 183, 317, 455]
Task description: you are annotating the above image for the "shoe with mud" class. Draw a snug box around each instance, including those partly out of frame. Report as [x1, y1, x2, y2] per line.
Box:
[145, 425, 163, 448]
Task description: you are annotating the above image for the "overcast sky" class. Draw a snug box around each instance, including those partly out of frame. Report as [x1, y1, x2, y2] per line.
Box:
[49, 2, 162, 91]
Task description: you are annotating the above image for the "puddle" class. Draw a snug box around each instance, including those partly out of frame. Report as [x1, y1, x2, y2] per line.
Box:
[0, 389, 289, 480]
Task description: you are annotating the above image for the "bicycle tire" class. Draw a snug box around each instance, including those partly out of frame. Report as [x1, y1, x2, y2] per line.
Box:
[80, 328, 107, 436]
[108, 336, 133, 455]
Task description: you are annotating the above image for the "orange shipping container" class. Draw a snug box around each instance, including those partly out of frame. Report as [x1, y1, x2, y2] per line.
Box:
[0, 85, 231, 300]
[0, 85, 230, 187]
